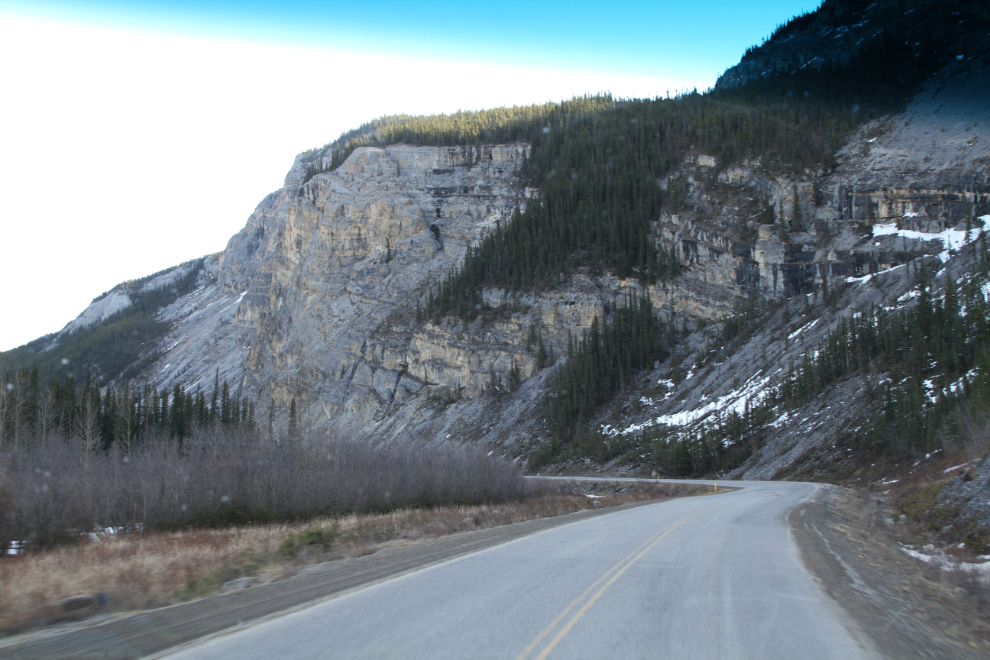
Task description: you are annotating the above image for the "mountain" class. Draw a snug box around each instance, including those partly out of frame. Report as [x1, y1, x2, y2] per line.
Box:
[3, 0, 989, 515]
[716, 0, 989, 92]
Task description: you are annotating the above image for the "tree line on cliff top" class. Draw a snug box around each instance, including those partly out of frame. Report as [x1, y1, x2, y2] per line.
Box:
[297, 13, 962, 465]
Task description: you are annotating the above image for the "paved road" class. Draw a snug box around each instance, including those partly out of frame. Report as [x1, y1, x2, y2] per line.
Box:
[163, 481, 879, 659]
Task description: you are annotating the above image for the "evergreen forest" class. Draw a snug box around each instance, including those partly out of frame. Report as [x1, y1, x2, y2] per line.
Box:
[0, 368, 258, 454]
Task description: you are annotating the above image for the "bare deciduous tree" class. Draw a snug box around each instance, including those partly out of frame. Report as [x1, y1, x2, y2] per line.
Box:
[1, 427, 525, 552]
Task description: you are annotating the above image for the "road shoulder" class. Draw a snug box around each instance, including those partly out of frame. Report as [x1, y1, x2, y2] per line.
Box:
[791, 484, 989, 660]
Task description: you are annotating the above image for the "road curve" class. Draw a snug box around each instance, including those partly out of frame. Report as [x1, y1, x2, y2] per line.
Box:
[163, 480, 879, 660]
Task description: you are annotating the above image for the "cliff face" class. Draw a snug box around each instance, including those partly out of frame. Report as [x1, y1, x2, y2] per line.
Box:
[49, 63, 986, 459]
[225, 144, 533, 427]
[149, 142, 730, 442]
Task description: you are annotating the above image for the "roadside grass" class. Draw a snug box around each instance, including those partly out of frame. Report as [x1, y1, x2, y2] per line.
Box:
[0, 481, 709, 634]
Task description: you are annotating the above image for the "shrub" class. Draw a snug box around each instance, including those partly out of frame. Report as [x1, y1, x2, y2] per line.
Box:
[901, 481, 960, 532]
[0, 459, 12, 554]
[1, 427, 525, 551]
[279, 526, 337, 557]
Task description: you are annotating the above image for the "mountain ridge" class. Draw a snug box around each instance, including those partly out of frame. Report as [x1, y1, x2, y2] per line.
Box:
[2, 0, 989, 510]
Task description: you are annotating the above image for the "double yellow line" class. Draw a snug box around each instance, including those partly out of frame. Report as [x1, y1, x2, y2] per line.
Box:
[514, 502, 721, 660]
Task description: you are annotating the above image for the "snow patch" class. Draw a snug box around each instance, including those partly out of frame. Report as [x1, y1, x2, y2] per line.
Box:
[788, 319, 818, 340]
[217, 291, 248, 315]
[872, 220, 984, 263]
[605, 369, 773, 437]
[769, 411, 791, 429]
[901, 544, 990, 581]
[846, 264, 905, 284]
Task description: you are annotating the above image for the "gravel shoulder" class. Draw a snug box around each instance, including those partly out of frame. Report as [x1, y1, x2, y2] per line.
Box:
[792, 485, 990, 660]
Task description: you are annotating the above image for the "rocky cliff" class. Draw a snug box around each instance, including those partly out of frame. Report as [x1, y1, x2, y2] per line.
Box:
[10, 27, 981, 482]
[97, 58, 978, 463]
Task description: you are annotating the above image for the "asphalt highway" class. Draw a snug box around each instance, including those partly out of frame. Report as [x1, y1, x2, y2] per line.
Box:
[163, 480, 879, 659]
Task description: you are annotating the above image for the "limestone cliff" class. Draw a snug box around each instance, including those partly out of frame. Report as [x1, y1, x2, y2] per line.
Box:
[43, 65, 987, 460]
[147, 143, 668, 444]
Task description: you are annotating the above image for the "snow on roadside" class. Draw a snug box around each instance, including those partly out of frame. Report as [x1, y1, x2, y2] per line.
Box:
[901, 544, 990, 582]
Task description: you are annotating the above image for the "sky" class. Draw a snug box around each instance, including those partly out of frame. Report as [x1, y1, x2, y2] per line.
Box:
[0, 0, 819, 352]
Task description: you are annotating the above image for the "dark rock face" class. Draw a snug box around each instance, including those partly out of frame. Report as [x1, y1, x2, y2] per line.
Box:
[716, 0, 989, 91]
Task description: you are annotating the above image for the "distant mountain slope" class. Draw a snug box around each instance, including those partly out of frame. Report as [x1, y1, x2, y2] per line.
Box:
[716, 0, 989, 93]
[0, 259, 211, 386]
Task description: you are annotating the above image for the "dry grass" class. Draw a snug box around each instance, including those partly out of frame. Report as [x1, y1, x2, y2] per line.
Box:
[0, 481, 705, 633]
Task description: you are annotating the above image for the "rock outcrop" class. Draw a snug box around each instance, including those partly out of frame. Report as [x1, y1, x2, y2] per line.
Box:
[46, 64, 987, 457]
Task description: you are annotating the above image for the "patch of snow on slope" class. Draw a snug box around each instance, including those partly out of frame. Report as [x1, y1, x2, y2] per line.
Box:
[846, 264, 905, 284]
[872, 218, 985, 262]
[788, 319, 818, 340]
[604, 370, 775, 437]
[949, 369, 977, 395]
[901, 545, 990, 582]
[769, 411, 791, 429]
[217, 291, 248, 314]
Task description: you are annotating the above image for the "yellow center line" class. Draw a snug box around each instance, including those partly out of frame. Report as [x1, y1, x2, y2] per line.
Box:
[512, 521, 669, 660]
[517, 501, 723, 660]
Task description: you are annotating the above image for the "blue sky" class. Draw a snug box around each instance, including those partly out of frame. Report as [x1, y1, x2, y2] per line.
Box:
[0, 0, 819, 352]
[3, 0, 818, 80]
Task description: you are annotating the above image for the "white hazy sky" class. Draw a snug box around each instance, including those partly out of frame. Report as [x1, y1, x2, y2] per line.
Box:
[0, 13, 711, 351]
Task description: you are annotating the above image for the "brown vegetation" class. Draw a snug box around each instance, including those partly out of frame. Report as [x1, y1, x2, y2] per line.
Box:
[0, 429, 525, 551]
[0, 481, 703, 633]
